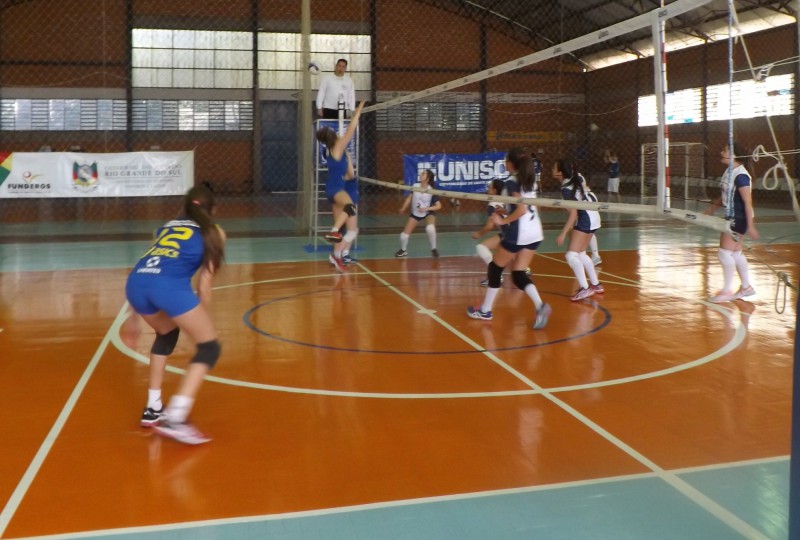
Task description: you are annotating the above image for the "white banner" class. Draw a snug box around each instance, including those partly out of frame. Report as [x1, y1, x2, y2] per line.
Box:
[0, 151, 194, 198]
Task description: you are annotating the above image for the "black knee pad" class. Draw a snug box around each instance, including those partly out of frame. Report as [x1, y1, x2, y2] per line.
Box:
[191, 339, 221, 369]
[151, 327, 180, 356]
[487, 261, 504, 288]
[512, 270, 530, 291]
[344, 203, 357, 217]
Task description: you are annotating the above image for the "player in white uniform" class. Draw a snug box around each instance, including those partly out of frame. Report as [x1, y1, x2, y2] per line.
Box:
[554, 160, 604, 302]
[396, 169, 442, 258]
[704, 142, 759, 303]
[467, 147, 551, 330]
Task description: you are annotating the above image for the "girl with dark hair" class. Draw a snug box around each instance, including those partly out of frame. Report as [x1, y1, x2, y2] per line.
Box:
[553, 160, 604, 302]
[467, 147, 551, 330]
[472, 178, 508, 286]
[395, 169, 442, 257]
[316, 100, 365, 272]
[125, 185, 226, 445]
[705, 142, 760, 302]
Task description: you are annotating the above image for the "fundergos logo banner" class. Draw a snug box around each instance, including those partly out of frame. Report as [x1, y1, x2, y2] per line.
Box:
[403, 152, 509, 193]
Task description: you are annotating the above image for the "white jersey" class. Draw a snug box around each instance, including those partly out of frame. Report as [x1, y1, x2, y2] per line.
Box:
[504, 175, 544, 245]
[410, 183, 439, 219]
[561, 174, 601, 231]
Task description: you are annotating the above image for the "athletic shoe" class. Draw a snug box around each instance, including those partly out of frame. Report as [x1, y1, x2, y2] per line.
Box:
[480, 276, 503, 287]
[533, 303, 552, 330]
[342, 254, 357, 265]
[324, 231, 343, 243]
[570, 287, 595, 302]
[525, 267, 532, 275]
[591, 255, 603, 266]
[330, 254, 345, 273]
[140, 406, 165, 427]
[431, 249, 440, 258]
[589, 282, 605, 294]
[709, 290, 738, 303]
[736, 285, 755, 299]
[154, 421, 211, 445]
[395, 249, 407, 258]
[466, 307, 493, 320]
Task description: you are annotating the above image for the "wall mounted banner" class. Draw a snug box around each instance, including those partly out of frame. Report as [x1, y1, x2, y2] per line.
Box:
[0, 151, 194, 198]
[402, 151, 509, 193]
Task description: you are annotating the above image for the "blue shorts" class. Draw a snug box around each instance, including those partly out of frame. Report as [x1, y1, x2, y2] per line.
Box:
[573, 226, 599, 235]
[500, 240, 541, 253]
[410, 211, 434, 222]
[126, 280, 199, 318]
[729, 217, 747, 235]
[344, 179, 359, 205]
[326, 178, 346, 203]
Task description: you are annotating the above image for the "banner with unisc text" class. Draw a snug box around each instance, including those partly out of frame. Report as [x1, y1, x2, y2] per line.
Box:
[402, 152, 509, 193]
[0, 151, 194, 198]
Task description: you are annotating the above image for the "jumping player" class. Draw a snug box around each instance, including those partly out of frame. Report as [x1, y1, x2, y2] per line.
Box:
[316, 101, 365, 272]
[705, 142, 759, 302]
[467, 147, 551, 330]
[125, 185, 225, 445]
[396, 169, 442, 258]
[553, 160, 604, 301]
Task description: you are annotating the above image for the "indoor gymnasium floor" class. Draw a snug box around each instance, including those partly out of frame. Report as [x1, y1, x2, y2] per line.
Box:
[0, 217, 797, 540]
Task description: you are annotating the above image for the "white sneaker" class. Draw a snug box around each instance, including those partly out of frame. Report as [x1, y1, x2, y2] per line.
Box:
[736, 285, 755, 299]
[154, 421, 211, 445]
[533, 303, 552, 330]
[570, 287, 595, 302]
[591, 255, 602, 266]
[709, 290, 738, 303]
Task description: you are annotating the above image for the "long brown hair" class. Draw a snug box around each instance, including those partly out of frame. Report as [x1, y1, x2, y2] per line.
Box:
[316, 126, 338, 149]
[506, 147, 535, 192]
[185, 185, 224, 272]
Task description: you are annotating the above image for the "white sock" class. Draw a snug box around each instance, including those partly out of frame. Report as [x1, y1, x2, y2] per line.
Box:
[524, 283, 543, 310]
[476, 244, 493, 264]
[166, 395, 194, 424]
[481, 287, 500, 313]
[718, 249, 736, 292]
[566, 251, 589, 289]
[589, 235, 599, 256]
[147, 389, 162, 410]
[400, 232, 410, 251]
[426, 224, 437, 250]
[731, 250, 751, 289]
[580, 252, 599, 286]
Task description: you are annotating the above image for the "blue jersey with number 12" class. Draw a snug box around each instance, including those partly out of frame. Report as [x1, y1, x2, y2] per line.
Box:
[130, 219, 204, 284]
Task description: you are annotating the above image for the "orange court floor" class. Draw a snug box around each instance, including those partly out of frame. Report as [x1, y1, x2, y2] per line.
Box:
[0, 236, 796, 540]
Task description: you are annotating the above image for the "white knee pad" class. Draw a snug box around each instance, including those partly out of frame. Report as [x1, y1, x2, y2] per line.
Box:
[718, 248, 735, 266]
[425, 224, 436, 234]
[475, 243, 493, 264]
[565, 250, 581, 266]
[343, 228, 358, 244]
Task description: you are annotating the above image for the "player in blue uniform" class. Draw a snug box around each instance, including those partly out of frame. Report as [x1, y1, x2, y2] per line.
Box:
[316, 101, 365, 272]
[125, 185, 226, 445]
[340, 177, 359, 264]
[395, 169, 442, 258]
[705, 142, 759, 303]
[467, 147, 551, 330]
[554, 160, 604, 302]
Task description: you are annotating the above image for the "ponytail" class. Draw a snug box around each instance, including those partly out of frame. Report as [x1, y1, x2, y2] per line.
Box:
[730, 141, 753, 177]
[506, 147, 535, 191]
[184, 185, 224, 272]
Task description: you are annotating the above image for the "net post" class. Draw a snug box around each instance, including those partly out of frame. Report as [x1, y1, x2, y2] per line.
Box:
[299, 0, 314, 238]
[792, 276, 800, 540]
[651, 8, 669, 213]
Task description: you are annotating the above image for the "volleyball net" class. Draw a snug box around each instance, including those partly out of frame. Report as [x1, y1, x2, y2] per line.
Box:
[349, 0, 798, 238]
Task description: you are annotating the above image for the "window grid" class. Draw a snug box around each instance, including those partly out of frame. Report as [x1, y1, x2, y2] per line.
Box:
[131, 100, 253, 131]
[376, 101, 482, 132]
[0, 99, 127, 131]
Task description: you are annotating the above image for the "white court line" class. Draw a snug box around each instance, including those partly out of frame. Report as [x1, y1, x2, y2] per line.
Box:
[8, 455, 789, 540]
[354, 263, 768, 540]
[110, 270, 744, 398]
[0, 302, 130, 538]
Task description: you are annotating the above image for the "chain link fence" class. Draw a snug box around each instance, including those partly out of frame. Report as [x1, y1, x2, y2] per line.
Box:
[0, 1, 797, 244]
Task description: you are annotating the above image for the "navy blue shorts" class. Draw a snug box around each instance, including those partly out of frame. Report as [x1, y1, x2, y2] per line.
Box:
[500, 240, 541, 253]
[573, 226, 599, 235]
[126, 281, 199, 318]
[409, 212, 434, 222]
[729, 217, 747, 235]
